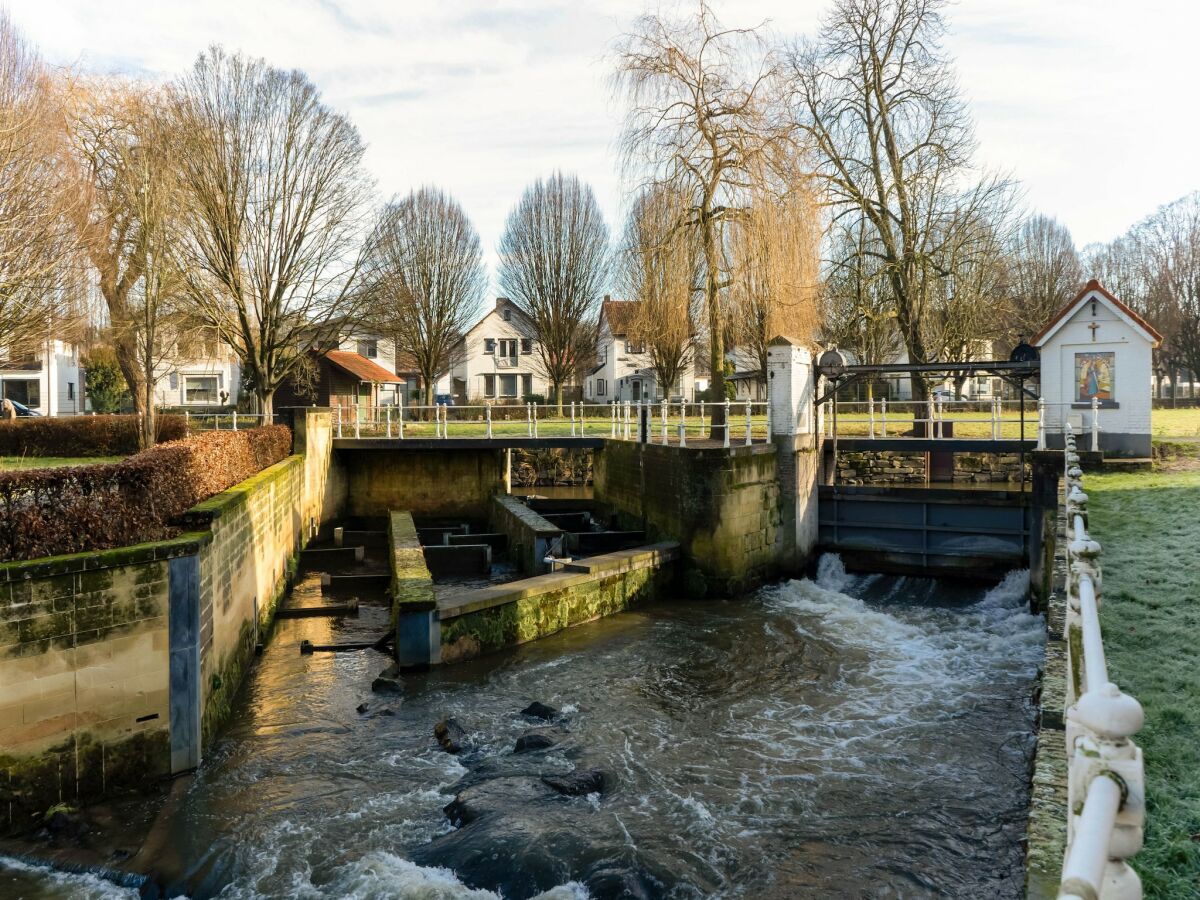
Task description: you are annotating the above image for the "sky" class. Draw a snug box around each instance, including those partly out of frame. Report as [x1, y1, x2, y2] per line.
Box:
[8, 0, 1199, 284]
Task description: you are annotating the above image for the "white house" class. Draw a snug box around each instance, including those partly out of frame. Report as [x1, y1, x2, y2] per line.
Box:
[0, 339, 83, 416]
[584, 299, 706, 404]
[441, 298, 549, 403]
[1033, 279, 1161, 457]
[153, 327, 243, 410]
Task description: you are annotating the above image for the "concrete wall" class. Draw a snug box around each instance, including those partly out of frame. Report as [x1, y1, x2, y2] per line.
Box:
[337, 448, 502, 519]
[490, 495, 563, 575]
[0, 410, 334, 829]
[835, 450, 1029, 485]
[594, 440, 782, 595]
[438, 543, 678, 663]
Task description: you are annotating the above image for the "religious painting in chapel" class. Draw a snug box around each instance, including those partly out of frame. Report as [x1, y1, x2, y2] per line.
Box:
[1075, 351, 1115, 402]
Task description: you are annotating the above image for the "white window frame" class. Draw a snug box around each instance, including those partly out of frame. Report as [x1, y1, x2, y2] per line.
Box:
[499, 374, 519, 397]
[596, 378, 606, 396]
[183, 374, 220, 405]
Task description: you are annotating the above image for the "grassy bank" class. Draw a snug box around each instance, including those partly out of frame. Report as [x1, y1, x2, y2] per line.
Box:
[1087, 468, 1200, 898]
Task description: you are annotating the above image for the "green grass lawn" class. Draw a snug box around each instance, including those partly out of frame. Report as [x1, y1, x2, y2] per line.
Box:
[1151, 407, 1200, 438]
[1087, 469, 1200, 898]
[0, 456, 124, 470]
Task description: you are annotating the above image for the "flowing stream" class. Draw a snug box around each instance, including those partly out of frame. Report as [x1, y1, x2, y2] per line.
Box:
[2, 556, 1043, 899]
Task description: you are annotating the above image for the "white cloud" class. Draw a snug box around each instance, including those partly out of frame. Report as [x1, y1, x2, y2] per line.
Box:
[8, 0, 1198, 280]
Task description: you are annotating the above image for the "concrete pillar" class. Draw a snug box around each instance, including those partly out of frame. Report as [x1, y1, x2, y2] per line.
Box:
[767, 336, 819, 574]
[767, 337, 814, 437]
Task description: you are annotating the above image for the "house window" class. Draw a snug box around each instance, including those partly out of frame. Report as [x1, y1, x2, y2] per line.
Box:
[596, 379, 606, 396]
[625, 341, 644, 354]
[67, 382, 75, 401]
[521, 338, 532, 354]
[502, 308, 512, 322]
[500, 374, 518, 397]
[483, 374, 496, 398]
[484, 338, 496, 353]
[497, 339, 518, 360]
[521, 374, 532, 397]
[358, 339, 378, 359]
[2, 379, 40, 408]
[183, 375, 219, 405]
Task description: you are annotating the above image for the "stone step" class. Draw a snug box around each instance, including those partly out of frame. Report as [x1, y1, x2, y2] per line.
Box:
[278, 598, 360, 618]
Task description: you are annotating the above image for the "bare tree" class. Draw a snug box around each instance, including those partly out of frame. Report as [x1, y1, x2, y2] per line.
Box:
[1005, 214, 1083, 340]
[498, 172, 609, 413]
[171, 47, 374, 418]
[785, 0, 1014, 399]
[728, 164, 822, 393]
[620, 185, 699, 400]
[0, 12, 78, 352]
[614, 2, 785, 432]
[364, 187, 486, 408]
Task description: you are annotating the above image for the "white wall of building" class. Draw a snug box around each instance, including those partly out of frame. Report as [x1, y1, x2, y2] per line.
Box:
[446, 298, 549, 402]
[0, 340, 82, 416]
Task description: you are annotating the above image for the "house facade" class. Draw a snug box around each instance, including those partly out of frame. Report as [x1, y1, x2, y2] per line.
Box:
[583, 299, 705, 404]
[153, 328, 243, 411]
[0, 339, 83, 416]
[442, 298, 549, 404]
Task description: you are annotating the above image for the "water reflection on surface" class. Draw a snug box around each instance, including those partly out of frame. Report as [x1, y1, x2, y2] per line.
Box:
[4, 556, 1042, 899]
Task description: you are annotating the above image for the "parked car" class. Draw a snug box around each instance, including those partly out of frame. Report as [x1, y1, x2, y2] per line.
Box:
[434, 394, 455, 406]
[931, 389, 954, 402]
[6, 400, 40, 417]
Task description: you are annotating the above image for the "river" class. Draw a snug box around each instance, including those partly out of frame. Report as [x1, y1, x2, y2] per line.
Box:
[2, 556, 1043, 899]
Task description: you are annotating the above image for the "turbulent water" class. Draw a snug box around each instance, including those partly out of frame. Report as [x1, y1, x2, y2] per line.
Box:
[2, 556, 1043, 899]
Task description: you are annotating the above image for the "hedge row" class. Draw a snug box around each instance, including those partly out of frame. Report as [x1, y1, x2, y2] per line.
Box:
[0, 426, 293, 562]
[0, 414, 188, 457]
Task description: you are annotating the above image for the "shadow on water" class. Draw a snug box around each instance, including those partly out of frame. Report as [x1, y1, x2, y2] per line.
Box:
[3, 555, 1043, 899]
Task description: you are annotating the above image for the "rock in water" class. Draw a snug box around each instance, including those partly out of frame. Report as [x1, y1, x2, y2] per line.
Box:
[435, 717, 469, 754]
[513, 727, 564, 753]
[520, 701, 559, 721]
[371, 663, 403, 694]
[541, 769, 608, 797]
[442, 776, 551, 826]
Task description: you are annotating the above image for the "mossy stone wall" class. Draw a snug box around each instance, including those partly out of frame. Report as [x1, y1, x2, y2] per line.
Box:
[593, 440, 781, 594]
[338, 447, 503, 518]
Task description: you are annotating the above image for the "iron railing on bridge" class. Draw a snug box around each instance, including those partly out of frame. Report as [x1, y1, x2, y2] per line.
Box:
[331, 400, 772, 447]
[823, 396, 1105, 450]
[1057, 423, 1144, 899]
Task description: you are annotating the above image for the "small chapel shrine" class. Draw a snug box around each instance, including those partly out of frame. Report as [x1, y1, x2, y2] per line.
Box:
[1033, 279, 1162, 457]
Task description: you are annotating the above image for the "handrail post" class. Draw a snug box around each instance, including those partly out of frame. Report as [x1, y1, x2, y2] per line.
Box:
[610, 401, 616, 438]
[723, 399, 731, 448]
[486, 403, 493, 439]
[533, 403, 539, 438]
[679, 400, 687, 447]
[1038, 397, 1047, 450]
[398, 403, 404, 439]
[624, 401, 631, 440]
[868, 396, 875, 439]
[386, 405, 393, 439]
[336, 406, 342, 438]
[232, 411, 238, 431]
[527, 402, 533, 438]
[880, 398, 888, 438]
[661, 399, 668, 444]
[1091, 396, 1100, 452]
[699, 399, 706, 430]
[744, 400, 752, 446]
[570, 401, 576, 437]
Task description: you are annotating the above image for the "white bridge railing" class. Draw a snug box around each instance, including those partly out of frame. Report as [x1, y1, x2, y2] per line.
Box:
[1058, 423, 1144, 899]
[331, 400, 772, 446]
[823, 396, 1104, 450]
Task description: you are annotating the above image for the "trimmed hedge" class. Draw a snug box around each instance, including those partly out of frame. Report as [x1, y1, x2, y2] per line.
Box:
[0, 414, 188, 457]
[0, 426, 293, 562]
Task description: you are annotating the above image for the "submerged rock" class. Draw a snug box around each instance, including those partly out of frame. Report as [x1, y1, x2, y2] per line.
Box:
[513, 727, 566, 753]
[520, 701, 560, 721]
[434, 717, 469, 754]
[356, 701, 395, 718]
[370, 663, 403, 694]
[541, 768, 608, 797]
[442, 776, 552, 826]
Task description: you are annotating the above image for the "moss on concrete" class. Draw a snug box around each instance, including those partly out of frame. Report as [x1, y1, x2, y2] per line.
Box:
[388, 511, 435, 623]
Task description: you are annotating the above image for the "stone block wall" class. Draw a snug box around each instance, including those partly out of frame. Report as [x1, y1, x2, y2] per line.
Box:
[0, 537, 196, 831]
[338, 448, 502, 518]
[836, 450, 927, 484]
[835, 450, 1031, 485]
[594, 440, 781, 594]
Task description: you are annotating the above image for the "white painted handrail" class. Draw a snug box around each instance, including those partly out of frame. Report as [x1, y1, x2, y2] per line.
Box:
[1059, 422, 1145, 900]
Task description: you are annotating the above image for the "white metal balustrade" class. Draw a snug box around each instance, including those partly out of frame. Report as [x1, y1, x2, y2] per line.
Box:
[1058, 422, 1145, 900]
[330, 400, 772, 446]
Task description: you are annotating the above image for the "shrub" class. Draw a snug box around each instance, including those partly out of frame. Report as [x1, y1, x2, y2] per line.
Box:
[82, 348, 131, 413]
[0, 425, 292, 562]
[0, 415, 188, 457]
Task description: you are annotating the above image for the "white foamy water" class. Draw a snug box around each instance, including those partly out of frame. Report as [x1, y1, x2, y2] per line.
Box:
[0, 856, 140, 899]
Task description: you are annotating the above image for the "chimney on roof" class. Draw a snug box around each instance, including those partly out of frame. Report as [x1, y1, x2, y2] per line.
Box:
[496, 297, 509, 307]
[603, 294, 611, 302]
